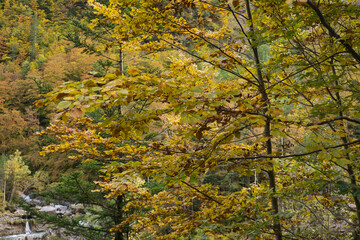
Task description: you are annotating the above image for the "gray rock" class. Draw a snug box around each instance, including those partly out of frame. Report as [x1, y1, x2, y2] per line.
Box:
[54, 205, 69, 217]
[14, 209, 27, 216]
[39, 206, 57, 215]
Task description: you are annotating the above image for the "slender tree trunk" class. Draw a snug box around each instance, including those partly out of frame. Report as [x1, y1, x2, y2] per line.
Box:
[3, 178, 6, 205]
[245, 1, 282, 239]
[338, 119, 360, 239]
[114, 44, 127, 240]
[265, 121, 282, 240]
[339, 131, 360, 240]
[119, 44, 123, 75]
[9, 180, 16, 204]
[30, 11, 39, 62]
[117, 44, 123, 115]
[331, 63, 360, 239]
[114, 195, 124, 240]
[339, 126, 360, 240]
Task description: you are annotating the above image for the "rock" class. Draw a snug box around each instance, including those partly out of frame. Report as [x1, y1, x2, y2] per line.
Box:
[5, 232, 48, 240]
[39, 206, 57, 215]
[14, 209, 27, 216]
[0, 212, 25, 236]
[55, 204, 69, 217]
[54, 204, 67, 211]
[47, 228, 84, 240]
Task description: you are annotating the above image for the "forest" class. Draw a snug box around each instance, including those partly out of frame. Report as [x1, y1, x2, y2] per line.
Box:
[1, 0, 360, 239]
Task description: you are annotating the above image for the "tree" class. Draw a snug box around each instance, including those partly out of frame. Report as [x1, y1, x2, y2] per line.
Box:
[0, 154, 9, 210]
[39, 117, 150, 240]
[39, 0, 360, 239]
[4, 150, 31, 204]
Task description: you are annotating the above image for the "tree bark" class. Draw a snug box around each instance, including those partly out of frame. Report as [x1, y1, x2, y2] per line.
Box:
[245, 1, 282, 239]
[114, 195, 124, 240]
[119, 44, 123, 74]
[9, 179, 16, 204]
[3, 178, 6, 205]
[331, 62, 360, 239]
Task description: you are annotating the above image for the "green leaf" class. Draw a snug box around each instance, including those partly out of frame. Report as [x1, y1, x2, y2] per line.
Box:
[190, 174, 197, 183]
[334, 158, 353, 167]
[222, 134, 234, 144]
[57, 101, 72, 109]
[118, 89, 129, 95]
[91, 87, 102, 92]
[189, 87, 203, 93]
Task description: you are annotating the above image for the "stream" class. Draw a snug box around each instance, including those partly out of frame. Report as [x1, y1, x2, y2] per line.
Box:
[0, 219, 46, 240]
[0, 193, 48, 240]
[0, 193, 88, 240]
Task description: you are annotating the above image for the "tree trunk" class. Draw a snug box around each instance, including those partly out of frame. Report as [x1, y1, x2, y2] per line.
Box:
[332, 64, 360, 239]
[3, 178, 6, 205]
[9, 179, 16, 204]
[114, 195, 124, 240]
[245, 1, 282, 238]
[119, 44, 123, 75]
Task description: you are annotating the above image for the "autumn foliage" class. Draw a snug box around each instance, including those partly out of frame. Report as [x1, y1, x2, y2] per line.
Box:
[30, 0, 360, 239]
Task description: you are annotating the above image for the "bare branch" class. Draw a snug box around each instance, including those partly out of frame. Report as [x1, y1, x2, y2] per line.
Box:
[229, 139, 360, 161]
[181, 181, 223, 205]
[160, 38, 258, 86]
[307, 116, 360, 126]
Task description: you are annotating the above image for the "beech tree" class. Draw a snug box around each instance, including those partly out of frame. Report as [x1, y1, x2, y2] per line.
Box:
[39, 0, 360, 239]
[4, 150, 31, 204]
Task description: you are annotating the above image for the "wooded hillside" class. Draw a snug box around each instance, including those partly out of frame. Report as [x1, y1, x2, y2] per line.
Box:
[2, 0, 360, 239]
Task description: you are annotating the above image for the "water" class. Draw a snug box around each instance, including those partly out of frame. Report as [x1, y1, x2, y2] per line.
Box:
[0, 232, 46, 240]
[0, 235, 25, 240]
[25, 220, 31, 235]
[0, 219, 46, 240]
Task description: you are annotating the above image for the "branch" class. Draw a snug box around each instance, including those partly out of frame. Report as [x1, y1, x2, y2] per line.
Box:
[181, 181, 223, 205]
[160, 38, 257, 86]
[229, 139, 360, 161]
[229, 5, 249, 41]
[314, 195, 355, 227]
[306, 0, 360, 64]
[199, 0, 248, 20]
[307, 116, 360, 126]
[154, 8, 259, 84]
[177, 24, 259, 82]
[265, 52, 347, 106]
[298, 200, 338, 238]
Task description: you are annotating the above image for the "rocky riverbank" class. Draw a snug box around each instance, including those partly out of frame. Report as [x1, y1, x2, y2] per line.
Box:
[0, 200, 86, 239]
[0, 210, 46, 237]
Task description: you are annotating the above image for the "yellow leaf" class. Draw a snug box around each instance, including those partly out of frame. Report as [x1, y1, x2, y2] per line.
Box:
[128, 68, 140, 76]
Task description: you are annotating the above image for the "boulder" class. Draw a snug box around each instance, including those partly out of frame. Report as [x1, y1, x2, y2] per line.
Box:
[39, 206, 57, 215]
[0, 212, 25, 236]
[55, 204, 69, 217]
[14, 209, 27, 216]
